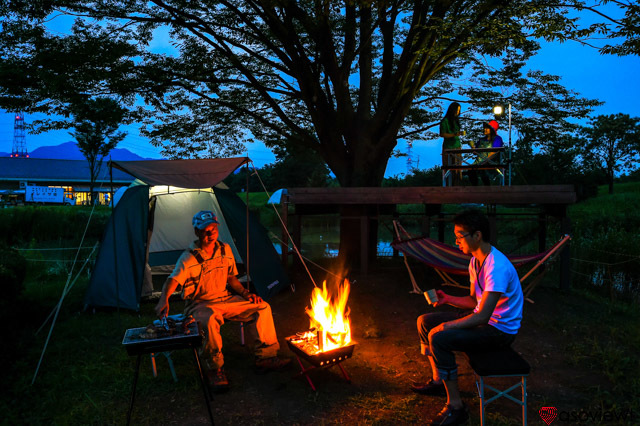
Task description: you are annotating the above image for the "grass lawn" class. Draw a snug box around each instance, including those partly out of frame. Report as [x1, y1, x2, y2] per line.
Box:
[3, 259, 639, 425]
[3, 182, 639, 424]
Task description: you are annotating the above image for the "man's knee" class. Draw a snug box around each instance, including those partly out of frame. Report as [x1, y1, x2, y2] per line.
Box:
[428, 328, 451, 350]
[417, 314, 427, 332]
[255, 301, 273, 317]
[418, 312, 446, 332]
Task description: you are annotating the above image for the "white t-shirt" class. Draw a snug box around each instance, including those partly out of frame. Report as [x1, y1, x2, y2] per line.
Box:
[470, 246, 523, 334]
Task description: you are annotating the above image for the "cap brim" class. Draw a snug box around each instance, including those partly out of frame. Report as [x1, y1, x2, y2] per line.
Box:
[196, 219, 219, 229]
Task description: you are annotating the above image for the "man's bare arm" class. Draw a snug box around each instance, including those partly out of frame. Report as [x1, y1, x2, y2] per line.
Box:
[155, 277, 180, 318]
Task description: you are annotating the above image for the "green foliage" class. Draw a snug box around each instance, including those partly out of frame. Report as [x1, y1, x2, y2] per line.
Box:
[383, 166, 442, 187]
[569, 182, 640, 302]
[0, 246, 27, 301]
[0, 1, 628, 187]
[512, 148, 607, 200]
[70, 97, 128, 204]
[0, 206, 111, 246]
[581, 113, 640, 194]
[225, 153, 334, 193]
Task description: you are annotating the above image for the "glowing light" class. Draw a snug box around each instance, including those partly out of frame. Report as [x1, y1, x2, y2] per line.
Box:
[304, 279, 351, 352]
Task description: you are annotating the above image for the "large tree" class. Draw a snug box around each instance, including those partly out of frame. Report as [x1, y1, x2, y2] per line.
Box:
[581, 113, 640, 194]
[70, 97, 127, 205]
[1, 1, 634, 183]
[0, 0, 636, 263]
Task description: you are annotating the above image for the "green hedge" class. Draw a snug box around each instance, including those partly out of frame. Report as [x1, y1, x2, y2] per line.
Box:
[0, 206, 111, 247]
[0, 246, 27, 302]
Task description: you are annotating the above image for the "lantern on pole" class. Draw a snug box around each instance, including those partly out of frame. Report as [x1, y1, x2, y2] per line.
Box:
[493, 103, 512, 186]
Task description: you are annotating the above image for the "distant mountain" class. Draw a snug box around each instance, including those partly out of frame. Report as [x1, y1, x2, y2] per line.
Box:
[0, 141, 155, 161]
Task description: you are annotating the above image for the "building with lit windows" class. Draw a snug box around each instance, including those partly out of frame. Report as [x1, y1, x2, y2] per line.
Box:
[0, 157, 135, 205]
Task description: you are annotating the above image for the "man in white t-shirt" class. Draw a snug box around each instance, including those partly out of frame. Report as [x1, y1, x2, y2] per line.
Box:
[411, 210, 523, 426]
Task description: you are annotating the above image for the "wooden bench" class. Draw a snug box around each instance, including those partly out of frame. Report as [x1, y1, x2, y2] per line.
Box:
[464, 347, 530, 426]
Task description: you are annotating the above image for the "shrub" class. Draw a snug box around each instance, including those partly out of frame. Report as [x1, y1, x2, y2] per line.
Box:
[0, 206, 111, 247]
[0, 246, 27, 301]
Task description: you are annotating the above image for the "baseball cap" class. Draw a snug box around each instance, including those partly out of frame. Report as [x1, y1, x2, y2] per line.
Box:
[192, 210, 219, 229]
[485, 120, 499, 132]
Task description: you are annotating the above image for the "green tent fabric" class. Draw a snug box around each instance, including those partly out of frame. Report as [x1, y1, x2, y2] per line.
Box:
[84, 158, 289, 311]
[85, 184, 149, 310]
[215, 187, 288, 299]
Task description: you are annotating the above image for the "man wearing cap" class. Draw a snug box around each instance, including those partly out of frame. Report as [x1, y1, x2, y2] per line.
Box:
[155, 210, 291, 393]
[468, 120, 504, 186]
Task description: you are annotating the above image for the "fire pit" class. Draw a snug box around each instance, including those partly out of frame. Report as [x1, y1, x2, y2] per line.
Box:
[287, 279, 356, 390]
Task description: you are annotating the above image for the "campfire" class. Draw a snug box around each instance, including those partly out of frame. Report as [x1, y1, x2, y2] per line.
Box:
[286, 279, 355, 389]
[285, 280, 355, 390]
[291, 279, 352, 354]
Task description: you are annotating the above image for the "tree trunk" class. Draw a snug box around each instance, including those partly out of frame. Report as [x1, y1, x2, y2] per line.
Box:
[328, 134, 394, 271]
[608, 165, 614, 194]
[337, 205, 379, 271]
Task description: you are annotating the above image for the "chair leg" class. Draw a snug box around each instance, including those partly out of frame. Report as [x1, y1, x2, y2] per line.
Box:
[240, 322, 245, 346]
[150, 353, 158, 377]
[479, 375, 486, 426]
[522, 376, 527, 426]
[163, 352, 178, 383]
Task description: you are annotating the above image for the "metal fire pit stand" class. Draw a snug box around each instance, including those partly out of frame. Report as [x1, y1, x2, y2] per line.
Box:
[286, 336, 355, 391]
[122, 322, 214, 425]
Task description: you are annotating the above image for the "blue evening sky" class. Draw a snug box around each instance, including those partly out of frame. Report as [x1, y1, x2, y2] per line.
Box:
[1, 7, 639, 176]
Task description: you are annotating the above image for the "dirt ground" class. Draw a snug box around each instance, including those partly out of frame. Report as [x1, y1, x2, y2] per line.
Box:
[144, 261, 619, 425]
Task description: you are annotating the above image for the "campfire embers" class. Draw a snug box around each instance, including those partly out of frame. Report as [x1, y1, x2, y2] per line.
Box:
[286, 279, 355, 390]
[286, 332, 355, 367]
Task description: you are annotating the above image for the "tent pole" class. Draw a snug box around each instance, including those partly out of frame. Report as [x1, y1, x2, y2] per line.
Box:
[110, 158, 120, 317]
[245, 159, 250, 290]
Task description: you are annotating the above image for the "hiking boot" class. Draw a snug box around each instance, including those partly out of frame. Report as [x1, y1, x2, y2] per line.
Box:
[206, 368, 230, 393]
[411, 379, 446, 396]
[429, 404, 468, 426]
[254, 356, 292, 374]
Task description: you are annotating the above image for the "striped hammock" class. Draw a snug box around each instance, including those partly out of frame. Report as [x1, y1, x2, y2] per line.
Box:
[392, 230, 558, 276]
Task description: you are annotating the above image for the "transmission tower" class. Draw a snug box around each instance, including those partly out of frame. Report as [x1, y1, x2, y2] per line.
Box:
[406, 141, 413, 173]
[11, 112, 29, 158]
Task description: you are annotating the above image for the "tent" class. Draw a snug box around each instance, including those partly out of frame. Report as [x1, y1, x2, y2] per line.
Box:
[267, 188, 287, 204]
[84, 158, 289, 311]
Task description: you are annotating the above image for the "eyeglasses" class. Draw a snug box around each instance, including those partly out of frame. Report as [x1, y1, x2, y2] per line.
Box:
[202, 228, 218, 236]
[454, 232, 471, 242]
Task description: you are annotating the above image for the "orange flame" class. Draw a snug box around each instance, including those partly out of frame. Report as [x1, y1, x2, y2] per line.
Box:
[305, 279, 351, 352]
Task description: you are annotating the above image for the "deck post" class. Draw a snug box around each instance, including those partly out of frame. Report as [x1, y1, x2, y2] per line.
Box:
[560, 214, 572, 291]
[360, 215, 369, 274]
[487, 204, 497, 246]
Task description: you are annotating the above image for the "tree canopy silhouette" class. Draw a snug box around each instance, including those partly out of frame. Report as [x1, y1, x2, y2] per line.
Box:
[1, 1, 635, 187]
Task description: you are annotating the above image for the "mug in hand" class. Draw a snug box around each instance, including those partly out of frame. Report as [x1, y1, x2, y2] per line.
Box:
[424, 289, 438, 305]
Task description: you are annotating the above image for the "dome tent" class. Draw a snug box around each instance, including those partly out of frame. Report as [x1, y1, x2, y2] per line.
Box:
[84, 157, 289, 311]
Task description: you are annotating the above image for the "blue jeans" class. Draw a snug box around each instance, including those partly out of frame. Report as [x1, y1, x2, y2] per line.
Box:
[417, 311, 516, 381]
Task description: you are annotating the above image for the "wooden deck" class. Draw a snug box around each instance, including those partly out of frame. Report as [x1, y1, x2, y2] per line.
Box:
[285, 185, 576, 206]
[281, 185, 575, 289]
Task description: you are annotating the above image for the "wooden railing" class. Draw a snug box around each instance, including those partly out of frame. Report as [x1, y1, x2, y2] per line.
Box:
[442, 147, 507, 186]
